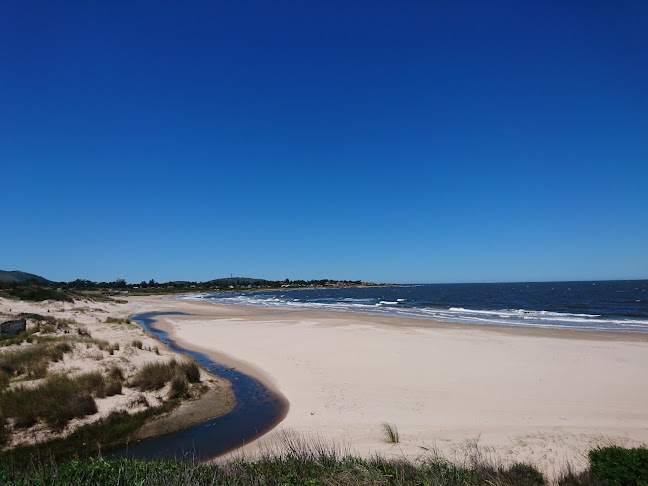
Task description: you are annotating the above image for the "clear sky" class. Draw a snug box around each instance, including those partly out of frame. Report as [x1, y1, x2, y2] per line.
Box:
[1, 1, 647, 284]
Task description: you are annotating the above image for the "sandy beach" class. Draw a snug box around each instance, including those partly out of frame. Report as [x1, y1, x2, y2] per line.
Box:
[139, 296, 648, 476]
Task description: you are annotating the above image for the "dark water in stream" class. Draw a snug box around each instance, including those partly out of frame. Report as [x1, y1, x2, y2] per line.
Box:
[111, 312, 287, 461]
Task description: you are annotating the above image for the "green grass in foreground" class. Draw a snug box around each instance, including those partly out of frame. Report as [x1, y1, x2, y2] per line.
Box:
[1, 440, 646, 486]
[0, 399, 179, 465]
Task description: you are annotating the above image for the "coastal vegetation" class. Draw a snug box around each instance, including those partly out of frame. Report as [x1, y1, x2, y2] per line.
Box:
[0, 308, 212, 462]
[0, 269, 384, 303]
[130, 359, 201, 393]
[381, 422, 400, 444]
[0, 442, 646, 485]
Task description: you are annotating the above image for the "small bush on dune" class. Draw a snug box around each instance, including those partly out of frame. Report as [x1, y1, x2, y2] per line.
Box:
[107, 365, 124, 381]
[179, 360, 200, 383]
[105, 378, 122, 396]
[4, 287, 73, 302]
[76, 371, 106, 397]
[131, 339, 143, 349]
[0, 414, 8, 447]
[0, 373, 104, 430]
[557, 464, 604, 486]
[39, 324, 57, 334]
[131, 360, 177, 391]
[168, 375, 189, 399]
[128, 394, 150, 409]
[589, 446, 648, 486]
[0, 342, 74, 378]
[19, 313, 49, 322]
[131, 359, 201, 392]
[77, 326, 91, 337]
[105, 317, 131, 324]
[501, 462, 546, 486]
[0, 370, 9, 390]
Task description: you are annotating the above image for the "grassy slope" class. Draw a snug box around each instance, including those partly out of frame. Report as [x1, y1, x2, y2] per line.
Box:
[1, 446, 646, 485]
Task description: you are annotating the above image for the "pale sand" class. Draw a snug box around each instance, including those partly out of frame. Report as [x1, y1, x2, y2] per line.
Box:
[142, 297, 648, 475]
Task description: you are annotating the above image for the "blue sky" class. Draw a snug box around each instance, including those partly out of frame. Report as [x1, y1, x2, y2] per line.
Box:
[1, 1, 647, 284]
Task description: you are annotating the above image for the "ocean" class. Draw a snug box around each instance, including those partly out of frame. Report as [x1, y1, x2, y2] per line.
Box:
[182, 280, 648, 333]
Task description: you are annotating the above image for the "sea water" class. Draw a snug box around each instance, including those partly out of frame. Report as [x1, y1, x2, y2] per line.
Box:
[183, 280, 648, 333]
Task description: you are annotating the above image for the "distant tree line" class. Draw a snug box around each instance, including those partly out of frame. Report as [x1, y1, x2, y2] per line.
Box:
[0, 277, 377, 297]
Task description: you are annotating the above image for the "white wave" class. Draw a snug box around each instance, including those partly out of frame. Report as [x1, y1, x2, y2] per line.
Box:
[181, 293, 648, 334]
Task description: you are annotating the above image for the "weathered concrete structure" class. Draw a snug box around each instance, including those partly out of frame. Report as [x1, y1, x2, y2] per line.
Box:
[0, 318, 26, 336]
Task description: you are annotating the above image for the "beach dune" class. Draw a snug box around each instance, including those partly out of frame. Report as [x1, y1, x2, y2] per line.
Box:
[136, 297, 648, 474]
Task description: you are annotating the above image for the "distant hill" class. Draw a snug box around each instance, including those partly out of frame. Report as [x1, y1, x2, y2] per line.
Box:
[0, 270, 52, 284]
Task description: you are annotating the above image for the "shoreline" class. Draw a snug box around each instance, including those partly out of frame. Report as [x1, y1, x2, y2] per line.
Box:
[140, 296, 648, 475]
[167, 295, 648, 343]
[125, 309, 288, 459]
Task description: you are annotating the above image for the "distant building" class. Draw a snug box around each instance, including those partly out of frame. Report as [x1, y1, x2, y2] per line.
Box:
[1, 318, 26, 336]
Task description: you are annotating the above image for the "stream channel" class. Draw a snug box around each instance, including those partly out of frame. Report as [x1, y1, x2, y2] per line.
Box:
[111, 312, 288, 461]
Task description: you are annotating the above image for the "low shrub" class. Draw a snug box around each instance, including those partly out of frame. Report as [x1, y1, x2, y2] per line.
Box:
[107, 365, 124, 381]
[77, 326, 92, 337]
[128, 394, 150, 409]
[19, 313, 49, 322]
[168, 375, 189, 399]
[0, 399, 179, 466]
[589, 446, 648, 486]
[76, 371, 107, 398]
[131, 360, 177, 391]
[179, 360, 200, 383]
[0, 342, 74, 378]
[4, 287, 73, 302]
[0, 373, 102, 430]
[88, 350, 104, 361]
[131, 359, 201, 392]
[105, 378, 122, 397]
[131, 339, 143, 349]
[0, 370, 9, 390]
[0, 414, 9, 447]
[557, 465, 603, 486]
[105, 317, 131, 324]
[39, 324, 57, 334]
[503, 462, 546, 486]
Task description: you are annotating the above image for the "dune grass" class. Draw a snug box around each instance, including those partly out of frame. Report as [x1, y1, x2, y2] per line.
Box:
[0, 372, 107, 430]
[105, 316, 131, 324]
[0, 370, 9, 390]
[381, 422, 400, 444]
[0, 412, 645, 485]
[0, 399, 180, 466]
[0, 342, 73, 378]
[131, 359, 201, 393]
[7, 434, 643, 485]
[0, 435, 549, 485]
[0, 328, 40, 348]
